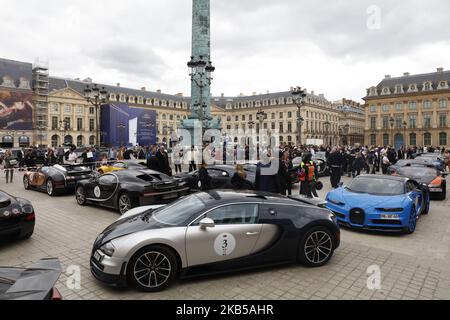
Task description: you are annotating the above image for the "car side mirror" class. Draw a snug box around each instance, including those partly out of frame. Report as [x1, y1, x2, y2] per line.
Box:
[200, 218, 215, 229]
[338, 182, 344, 188]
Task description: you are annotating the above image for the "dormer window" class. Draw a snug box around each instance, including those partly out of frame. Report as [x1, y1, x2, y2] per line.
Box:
[423, 82, 432, 91]
[137, 96, 143, 104]
[161, 100, 167, 107]
[438, 81, 449, 89]
[408, 84, 418, 93]
[109, 94, 116, 101]
[368, 87, 378, 97]
[128, 96, 135, 103]
[226, 103, 232, 110]
[119, 94, 126, 102]
[394, 85, 404, 94]
[381, 87, 391, 95]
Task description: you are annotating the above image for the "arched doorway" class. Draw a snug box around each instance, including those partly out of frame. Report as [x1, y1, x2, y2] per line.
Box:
[77, 135, 84, 147]
[18, 136, 30, 148]
[51, 135, 60, 148]
[64, 135, 73, 145]
[394, 133, 404, 150]
[2, 135, 13, 148]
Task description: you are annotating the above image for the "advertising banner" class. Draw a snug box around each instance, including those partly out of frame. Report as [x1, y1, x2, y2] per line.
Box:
[101, 103, 157, 147]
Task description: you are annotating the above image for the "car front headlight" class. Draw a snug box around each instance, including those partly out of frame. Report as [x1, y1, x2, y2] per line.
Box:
[100, 242, 115, 257]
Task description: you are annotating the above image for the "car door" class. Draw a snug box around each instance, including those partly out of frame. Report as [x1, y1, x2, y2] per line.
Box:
[87, 174, 118, 202]
[208, 169, 230, 189]
[185, 203, 263, 267]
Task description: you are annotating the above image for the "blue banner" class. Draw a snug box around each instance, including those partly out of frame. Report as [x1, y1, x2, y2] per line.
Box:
[101, 103, 157, 147]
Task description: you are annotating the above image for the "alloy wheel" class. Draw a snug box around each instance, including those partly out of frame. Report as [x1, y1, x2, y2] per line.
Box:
[119, 194, 131, 214]
[47, 180, 53, 196]
[24, 177, 29, 189]
[133, 251, 172, 289]
[304, 231, 333, 265]
[76, 187, 86, 205]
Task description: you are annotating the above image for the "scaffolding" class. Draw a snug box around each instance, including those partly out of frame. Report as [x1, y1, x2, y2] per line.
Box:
[32, 58, 49, 147]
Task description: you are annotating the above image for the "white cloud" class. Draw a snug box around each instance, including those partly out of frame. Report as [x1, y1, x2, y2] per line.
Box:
[1, 0, 449, 102]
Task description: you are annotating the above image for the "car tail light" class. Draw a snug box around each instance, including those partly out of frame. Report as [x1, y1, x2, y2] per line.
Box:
[429, 177, 442, 187]
[25, 213, 35, 221]
[51, 287, 62, 301]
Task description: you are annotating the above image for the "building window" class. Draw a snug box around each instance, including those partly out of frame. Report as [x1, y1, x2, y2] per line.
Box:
[370, 134, 376, 146]
[423, 100, 432, 109]
[64, 117, 71, 130]
[242, 115, 246, 121]
[77, 135, 84, 147]
[89, 119, 95, 131]
[395, 103, 403, 111]
[439, 132, 447, 146]
[51, 135, 59, 148]
[89, 107, 95, 115]
[89, 136, 96, 146]
[409, 102, 417, 110]
[51, 103, 59, 113]
[395, 116, 403, 129]
[370, 105, 376, 113]
[383, 134, 389, 146]
[382, 104, 390, 112]
[410, 133, 417, 146]
[52, 117, 58, 130]
[423, 82, 432, 91]
[288, 122, 292, 132]
[424, 132, 432, 146]
[439, 114, 447, 128]
[235, 116, 239, 122]
[382, 116, 389, 129]
[439, 99, 447, 108]
[370, 117, 377, 130]
[76, 105, 83, 114]
[279, 112, 284, 119]
[77, 118, 83, 131]
[423, 115, 432, 129]
[279, 123, 284, 133]
[64, 104, 72, 113]
[409, 115, 417, 129]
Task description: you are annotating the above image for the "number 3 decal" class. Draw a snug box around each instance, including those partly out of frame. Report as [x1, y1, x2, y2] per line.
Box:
[214, 233, 236, 256]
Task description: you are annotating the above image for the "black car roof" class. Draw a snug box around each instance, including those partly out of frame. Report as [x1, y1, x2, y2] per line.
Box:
[196, 189, 307, 206]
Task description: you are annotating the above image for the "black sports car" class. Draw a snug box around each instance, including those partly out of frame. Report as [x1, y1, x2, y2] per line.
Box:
[390, 165, 447, 200]
[0, 191, 35, 240]
[176, 165, 256, 191]
[23, 164, 94, 196]
[90, 190, 340, 291]
[0, 258, 62, 300]
[76, 169, 190, 215]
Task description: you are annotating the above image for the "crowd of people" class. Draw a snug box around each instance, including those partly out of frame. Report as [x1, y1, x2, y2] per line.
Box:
[1, 142, 449, 199]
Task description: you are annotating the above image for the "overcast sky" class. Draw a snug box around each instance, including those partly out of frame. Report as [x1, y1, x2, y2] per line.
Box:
[1, 0, 450, 102]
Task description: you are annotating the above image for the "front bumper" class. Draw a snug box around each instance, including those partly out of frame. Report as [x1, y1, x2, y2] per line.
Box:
[90, 249, 127, 287]
[0, 219, 34, 238]
[327, 204, 408, 231]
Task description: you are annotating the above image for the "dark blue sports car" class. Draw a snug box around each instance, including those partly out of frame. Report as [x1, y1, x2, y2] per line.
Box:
[326, 175, 430, 234]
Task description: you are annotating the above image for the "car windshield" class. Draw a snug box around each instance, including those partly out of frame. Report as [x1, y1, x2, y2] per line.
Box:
[151, 194, 205, 226]
[347, 177, 405, 195]
[398, 167, 437, 178]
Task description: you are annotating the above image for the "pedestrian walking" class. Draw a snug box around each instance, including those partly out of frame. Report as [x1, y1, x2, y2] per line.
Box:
[299, 153, 315, 198]
[278, 151, 293, 195]
[328, 147, 343, 188]
[4, 150, 14, 184]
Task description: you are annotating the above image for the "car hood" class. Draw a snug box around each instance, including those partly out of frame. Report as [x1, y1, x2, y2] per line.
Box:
[330, 187, 407, 209]
[94, 205, 167, 247]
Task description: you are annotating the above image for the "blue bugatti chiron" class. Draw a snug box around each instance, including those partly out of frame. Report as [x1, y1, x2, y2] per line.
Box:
[326, 175, 430, 234]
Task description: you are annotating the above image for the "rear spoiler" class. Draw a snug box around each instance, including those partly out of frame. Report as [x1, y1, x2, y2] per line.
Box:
[2, 258, 62, 300]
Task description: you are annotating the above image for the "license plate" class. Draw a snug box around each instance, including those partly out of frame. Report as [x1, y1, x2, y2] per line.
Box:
[93, 251, 103, 263]
[430, 188, 443, 192]
[162, 193, 177, 200]
[380, 214, 400, 220]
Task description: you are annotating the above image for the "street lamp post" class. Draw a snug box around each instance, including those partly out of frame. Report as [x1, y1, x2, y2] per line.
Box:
[389, 117, 395, 147]
[402, 120, 408, 148]
[292, 87, 307, 146]
[256, 108, 268, 146]
[187, 56, 215, 134]
[84, 84, 108, 147]
[324, 121, 331, 147]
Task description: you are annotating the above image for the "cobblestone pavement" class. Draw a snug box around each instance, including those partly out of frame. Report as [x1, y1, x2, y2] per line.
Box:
[0, 173, 449, 300]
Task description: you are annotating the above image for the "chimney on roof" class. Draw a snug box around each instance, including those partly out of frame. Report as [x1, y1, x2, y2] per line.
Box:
[157, 89, 161, 93]
[437, 67, 444, 73]
[403, 72, 410, 77]
[311, 90, 315, 95]
[266, 90, 269, 94]
[176, 93, 183, 97]
[83, 77, 92, 83]
[141, 87, 146, 91]
[117, 83, 120, 87]
[240, 93, 244, 97]
[385, 75, 391, 79]
[221, 93, 224, 98]
[253, 92, 257, 96]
